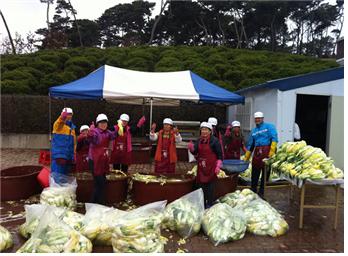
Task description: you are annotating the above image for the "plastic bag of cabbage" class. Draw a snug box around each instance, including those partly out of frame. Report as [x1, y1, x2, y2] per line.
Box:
[202, 203, 246, 246]
[110, 200, 167, 253]
[17, 207, 92, 253]
[162, 188, 204, 238]
[40, 173, 77, 210]
[243, 199, 288, 237]
[80, 203, 126, 245]
[217, 188, 259, 209]
[0, 225, 13, 252]
[19, 204, 84, 239]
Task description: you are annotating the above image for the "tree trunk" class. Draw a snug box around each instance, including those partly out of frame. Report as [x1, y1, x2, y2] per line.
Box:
[67, 0, 83, 47]
[217, 14, 226, 45]
[147, 0, 170, 45]
[0, 10, 16, 54]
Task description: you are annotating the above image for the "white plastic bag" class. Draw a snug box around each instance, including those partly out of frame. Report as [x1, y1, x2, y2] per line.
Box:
[216, 188, 259, 209]
[40, 173, 77, 210]
[202, 203, 246, 246]
[188, 149, 196, 163]
[0, 225, 13, 252]
[80, 203, 126, 245]
[162, 189, 204, 238]
[111, 200, 167, 253]
[17, 207, 92, 253]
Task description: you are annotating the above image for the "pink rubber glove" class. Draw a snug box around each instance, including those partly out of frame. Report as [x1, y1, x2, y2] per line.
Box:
[61, 109, 68, 121]
[137, 116, 146, 128]
[188, 140, 194, 152]
[88, 122, 95, 136]
[151, 123, 157, 133]
[114, 124, 119, 132]
[215, 160, 223, 175]
[224, 125, 232, 137]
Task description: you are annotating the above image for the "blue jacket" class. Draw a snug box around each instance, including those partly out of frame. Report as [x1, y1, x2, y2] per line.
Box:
[51, 116, 76, 160]
[246, 122, 278, 151]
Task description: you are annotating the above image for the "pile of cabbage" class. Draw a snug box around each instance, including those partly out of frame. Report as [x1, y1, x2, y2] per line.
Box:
[217, 189, 288, 237]
[111, 201, 167, 253]
[187, 165, 228, 178]
[239, 163, 281, 182]
[266, 141, 344, 181]
[17, 208, 92, 253]
[80, 203, 125, 245]
[0, 225, 13, 252]
[74, 170, 127, 181]
[19, 204, 84, 239]
[132, 173, 189, 185]
[202, 203, 246, 246]
[40, 174, 77, 210]
[162, 189, 204, 238]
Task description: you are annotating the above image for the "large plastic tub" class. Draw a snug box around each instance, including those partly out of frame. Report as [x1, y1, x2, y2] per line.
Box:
[132, 144, 152, 164]
[75, 172, 128, 203]
[176, 148, 189, 162]
[214, 173, 239, 200]
[0, 165, 43, 201]
[132, 173, 195, 205]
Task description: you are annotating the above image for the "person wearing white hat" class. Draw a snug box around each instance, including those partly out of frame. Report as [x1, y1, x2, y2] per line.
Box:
[51, 107, 76, 183]
[188, 122, 223, 208]
[244, 111, 278, 198]
[87, 113, 118, 204]
[110, 113, 146, 173]
[208, 117, 224, 159]
[223, 120, 247, 159]
[150, 118, 182, 173]
[75, 125, 90, 172]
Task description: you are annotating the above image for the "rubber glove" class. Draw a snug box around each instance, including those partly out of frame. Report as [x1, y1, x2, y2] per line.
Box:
[269, 141, 277, 158]
[137, 116, 146, 128]
[188, 140, 194, 152]
[151, 123, 157, 133]
[243, 151, 251, 161]
[215, 160, 223, 175]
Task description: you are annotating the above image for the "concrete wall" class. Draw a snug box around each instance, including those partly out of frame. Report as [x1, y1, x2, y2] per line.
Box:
[327, 96, 344, 169]
[1, 134, 50, 149]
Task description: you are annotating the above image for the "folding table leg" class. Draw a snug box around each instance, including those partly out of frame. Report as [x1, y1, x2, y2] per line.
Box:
[334, 185, 340, 230]
[299, 185, 305, 229]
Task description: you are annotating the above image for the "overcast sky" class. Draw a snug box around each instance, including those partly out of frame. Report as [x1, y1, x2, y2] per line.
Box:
[0, 0, 343, 43]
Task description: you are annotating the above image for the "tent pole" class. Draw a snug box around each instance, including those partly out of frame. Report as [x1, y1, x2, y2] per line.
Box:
[149, 98, 153, 132]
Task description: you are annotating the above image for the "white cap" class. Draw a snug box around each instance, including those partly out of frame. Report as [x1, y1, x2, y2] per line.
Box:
[163, 118, 173, 125]
[208, 117, 218, 126]
[62, 107, 73, 114]
[96, 113, 108, 123]
[80, 125, 89, 132]
[254, 112, 264, 118]
[120, 113, 130, 122]
[200, 122, 213, 130]
[232, 121, 241, 127]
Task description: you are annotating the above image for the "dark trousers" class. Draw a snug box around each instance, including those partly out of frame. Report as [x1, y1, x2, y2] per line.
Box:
[113, 163, 129, 173]
[89, 159, 107, 204]
[251, 166, 270, 197]
[196, 181, 215, 208]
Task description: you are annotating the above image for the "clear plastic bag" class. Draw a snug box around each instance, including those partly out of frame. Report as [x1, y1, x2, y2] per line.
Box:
[0, 225, 13, 252]
[216, 188, 259, 209]
[111, 200, 167, 253]
[19, 204, 84, 239]
[17, 207, 92, 253]
[243, 199, 288, 237]
[40, 173, 77, 210]
[202, 203, 246, 246]
[80, 203, 126, 245]
[162, 188, 204, 238]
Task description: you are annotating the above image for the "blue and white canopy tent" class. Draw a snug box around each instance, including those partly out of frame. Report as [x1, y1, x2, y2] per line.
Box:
[49, 65, 244, 131]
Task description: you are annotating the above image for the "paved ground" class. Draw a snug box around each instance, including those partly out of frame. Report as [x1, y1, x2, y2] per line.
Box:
[0, 149, 344, 253]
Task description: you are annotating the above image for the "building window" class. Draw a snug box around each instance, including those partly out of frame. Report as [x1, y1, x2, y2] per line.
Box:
[236, 98, 252, 131]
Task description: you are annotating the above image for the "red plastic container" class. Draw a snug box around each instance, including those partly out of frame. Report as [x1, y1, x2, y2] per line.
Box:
[214, 173, 239, 200]
[132, 173, 195, 205]
[37, 167, 50, 188]
[38, 150, 51, 165]
[1, 165, 43, 201]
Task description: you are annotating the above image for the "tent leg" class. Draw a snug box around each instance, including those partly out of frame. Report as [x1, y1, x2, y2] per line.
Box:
[149, 98, 153, 132]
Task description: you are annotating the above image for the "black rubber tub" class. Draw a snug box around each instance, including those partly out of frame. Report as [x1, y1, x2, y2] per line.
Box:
[214, 173, 239, 201]
[0, 165, 43, 201]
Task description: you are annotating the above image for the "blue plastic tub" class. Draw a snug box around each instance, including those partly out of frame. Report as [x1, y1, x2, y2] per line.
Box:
[222, 159, 249, 174]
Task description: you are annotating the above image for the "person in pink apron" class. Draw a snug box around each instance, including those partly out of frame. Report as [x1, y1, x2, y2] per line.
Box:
[208, 117, 225, 159]
[244, 112, 278, 198]
[223, 121, 247, 159]
[110, 113, 146, 173]
[75, 125, 90, 172]
[188, 122, 223, 208]
[88, 114, 118, 204]
[150, 118, 182, 174]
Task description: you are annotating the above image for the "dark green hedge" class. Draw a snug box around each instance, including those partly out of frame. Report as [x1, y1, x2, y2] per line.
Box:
[1, 46, 339, 95]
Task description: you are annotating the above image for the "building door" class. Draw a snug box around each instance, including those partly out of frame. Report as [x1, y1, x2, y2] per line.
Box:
[295, 94, 329, 153]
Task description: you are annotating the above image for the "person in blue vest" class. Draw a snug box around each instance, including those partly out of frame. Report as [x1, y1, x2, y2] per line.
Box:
[51, 107, 76, 183]
[244, 111, 278, 197]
